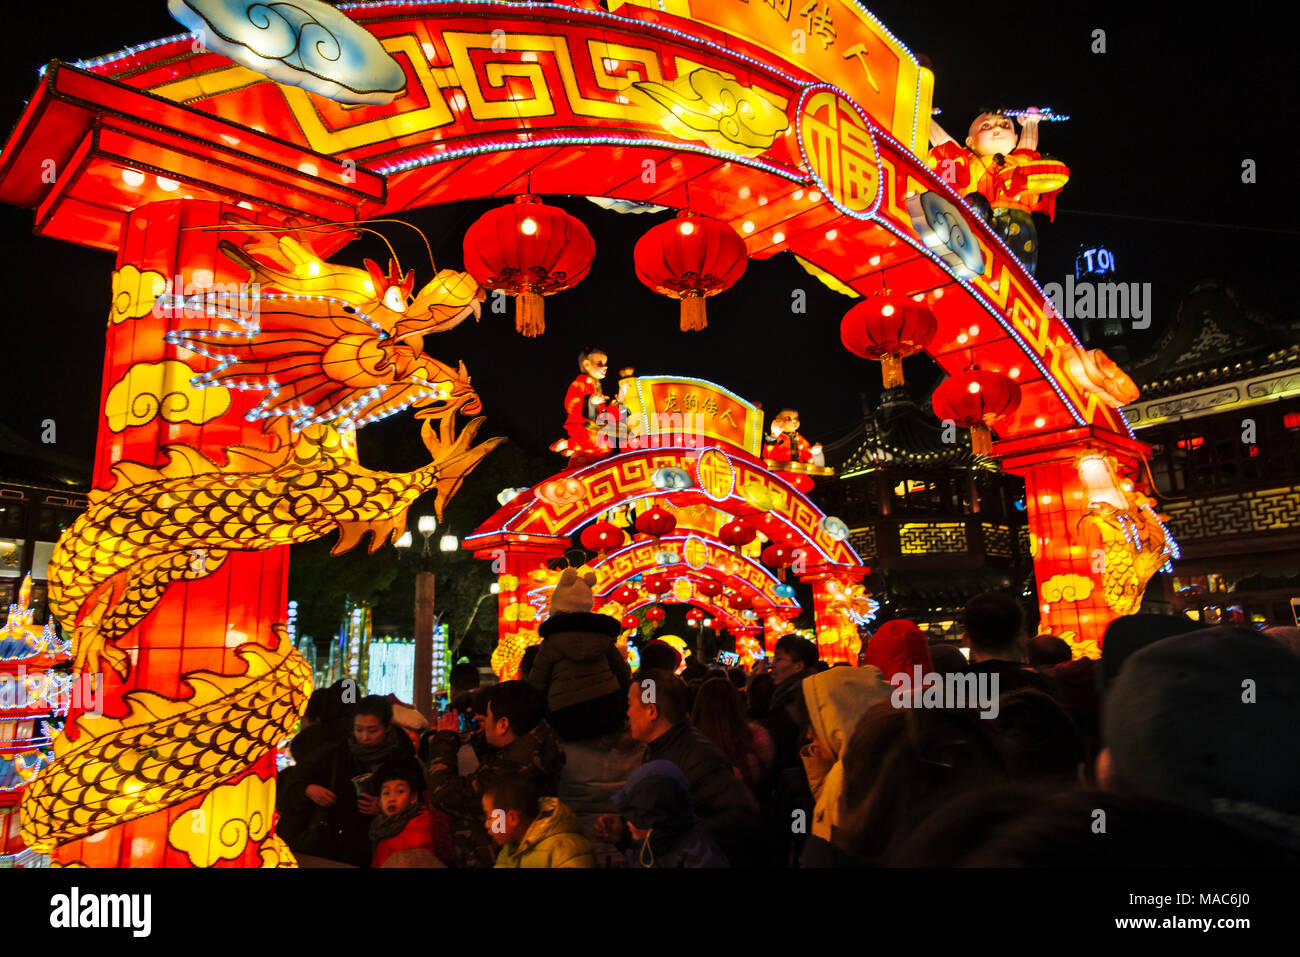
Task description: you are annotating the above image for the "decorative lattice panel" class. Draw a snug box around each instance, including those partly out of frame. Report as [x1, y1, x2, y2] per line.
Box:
[899, 522, 967, 555]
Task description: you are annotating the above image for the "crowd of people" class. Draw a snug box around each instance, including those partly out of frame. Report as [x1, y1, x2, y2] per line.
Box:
[276, 576, 1300, 867]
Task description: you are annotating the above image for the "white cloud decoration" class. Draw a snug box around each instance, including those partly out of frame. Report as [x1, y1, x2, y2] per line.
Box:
[169, 0, 406, 105]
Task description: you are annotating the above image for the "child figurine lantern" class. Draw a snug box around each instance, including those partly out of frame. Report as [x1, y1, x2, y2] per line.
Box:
[928, 108, 1069, 274]
[764, 409, 823, 465]
[553, 349, 637, 462]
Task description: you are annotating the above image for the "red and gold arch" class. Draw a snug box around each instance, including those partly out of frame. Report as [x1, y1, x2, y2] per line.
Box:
[468, 375, 868, 678]
[0, 0, 1169, 866]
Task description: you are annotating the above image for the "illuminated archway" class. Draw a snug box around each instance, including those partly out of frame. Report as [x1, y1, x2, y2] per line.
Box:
[467, 419, 868, 677]
[0, 0, 1166, 866]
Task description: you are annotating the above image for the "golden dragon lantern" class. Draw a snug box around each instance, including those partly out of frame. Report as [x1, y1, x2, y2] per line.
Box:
[24, 227, 501, 867]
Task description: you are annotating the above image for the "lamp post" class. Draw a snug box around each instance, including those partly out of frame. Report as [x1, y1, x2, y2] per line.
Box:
[396, 515, 441, 717]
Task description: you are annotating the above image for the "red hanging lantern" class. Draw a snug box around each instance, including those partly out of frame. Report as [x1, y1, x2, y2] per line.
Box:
[634, 210, 747, 331]
[761, 543, 797, 581]
[635, 505, 677, 546]
[579, 520, 625, 556]
[643, 575, 672, 596]
[621, 614, 642, 631]
[463, 194, 595, 337]
[697, 580, 724, 599]
[730, 594, 753, 611]
[841, 291, 937, 389]
[719, 519, 757, 555]
[685, 608, 705, 626]
[644, 606, 666, 623]
[931, 366, 1022, 456]
[612, 584, 641, 606]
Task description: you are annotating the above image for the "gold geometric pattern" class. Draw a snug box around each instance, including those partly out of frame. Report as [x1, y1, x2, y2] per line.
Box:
[849, 525, 876, 559]
[899, 522, 966, 555]
[981, 523, 1014, 559]
[1163, 485, 1300, 539]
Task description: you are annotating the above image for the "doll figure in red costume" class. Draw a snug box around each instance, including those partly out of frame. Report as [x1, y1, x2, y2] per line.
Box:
[764, 409, 823, 464]
[927, 108, 1067, 274]
[553, 348, 630, 462]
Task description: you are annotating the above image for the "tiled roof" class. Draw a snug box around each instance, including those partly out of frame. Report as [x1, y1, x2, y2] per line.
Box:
[828, 386, 983, 473]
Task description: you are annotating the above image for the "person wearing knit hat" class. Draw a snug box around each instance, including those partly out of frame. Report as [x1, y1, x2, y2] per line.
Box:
[799, 665, 894, 843]
[611, 760, 729, 867]
[862, 619, 933, 683]
[1100, 625, 1300, 853]
[528, 568, 632, 741]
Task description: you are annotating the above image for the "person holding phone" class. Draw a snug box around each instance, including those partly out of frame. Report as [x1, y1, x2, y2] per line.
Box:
[292, 695, 414, 866]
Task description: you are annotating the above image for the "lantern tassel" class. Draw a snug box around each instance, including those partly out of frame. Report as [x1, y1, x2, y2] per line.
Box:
[516, 290, 545, 337]
[970, 423, 994, 456]
[880, 352, 904, 389]
[680, 293, 707, 331]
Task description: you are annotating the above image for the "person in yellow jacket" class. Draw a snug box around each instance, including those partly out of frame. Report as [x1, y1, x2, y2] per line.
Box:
[799, 666, 893, 843]
[482, 772, 595, 868]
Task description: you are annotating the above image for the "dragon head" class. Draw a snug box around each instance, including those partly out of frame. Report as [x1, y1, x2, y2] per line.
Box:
[169, 238, 486, 433]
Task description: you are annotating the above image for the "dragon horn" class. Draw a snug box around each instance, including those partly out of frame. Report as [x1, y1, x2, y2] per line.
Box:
[363, 258, 389, 293]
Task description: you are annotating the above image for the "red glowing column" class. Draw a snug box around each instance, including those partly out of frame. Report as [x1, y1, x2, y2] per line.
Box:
[57, 199, 292, 867]
[997, 429, 1153, 647]
[471, 534, 567, 680]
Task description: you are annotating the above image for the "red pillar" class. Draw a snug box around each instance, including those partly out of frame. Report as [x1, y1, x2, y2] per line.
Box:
[53, 200, 295, 867]
[471, 534, 567, 680]
[997, 428, 1154, 649]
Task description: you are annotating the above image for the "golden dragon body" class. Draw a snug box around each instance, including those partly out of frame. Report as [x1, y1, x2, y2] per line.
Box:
[26, 234, 501, 860]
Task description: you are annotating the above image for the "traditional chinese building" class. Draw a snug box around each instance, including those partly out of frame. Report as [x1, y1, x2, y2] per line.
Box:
[1121, 281, 1300, 627]
[0, 423, 90, 620]
[820, 385, 1035, 637]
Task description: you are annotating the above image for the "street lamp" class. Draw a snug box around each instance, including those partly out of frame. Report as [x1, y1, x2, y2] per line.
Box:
[439, 530, 458, 553]
[396, 515, 440, 718]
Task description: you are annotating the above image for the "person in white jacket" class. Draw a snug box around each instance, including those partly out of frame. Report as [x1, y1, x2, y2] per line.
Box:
[799, 666, 893, 842]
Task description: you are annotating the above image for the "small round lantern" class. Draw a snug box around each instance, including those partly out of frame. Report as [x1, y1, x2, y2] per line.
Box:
[698, 580, 724, 599]
[685, 608, 705, 627]
[731, 594, 753, 611]
[761, 543, 798, 581]
[634, 210, 747, 331]
[644, 606, 666, 623]
[643, 575, 672, 596]
[613, 585, 641, 606]
[621, 614, 642, 631]
[579, 520, 625, 557]
[841, 291, 937, 389]
[931, 366, 1022, 456]
[635, 505, 677, 546]
[463, 194, 596, 337]
[719, 519, 757, 555]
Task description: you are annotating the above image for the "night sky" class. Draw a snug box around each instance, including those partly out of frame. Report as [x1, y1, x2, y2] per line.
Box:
[2, 2, 1296, 472]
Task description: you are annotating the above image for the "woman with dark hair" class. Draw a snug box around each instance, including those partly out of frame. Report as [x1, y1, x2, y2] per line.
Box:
[287, 694, 415, 866]
[690, 677, 773, 795]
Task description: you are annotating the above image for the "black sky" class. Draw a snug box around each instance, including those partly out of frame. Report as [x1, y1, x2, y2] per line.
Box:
[2, 1, 1296, 469]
